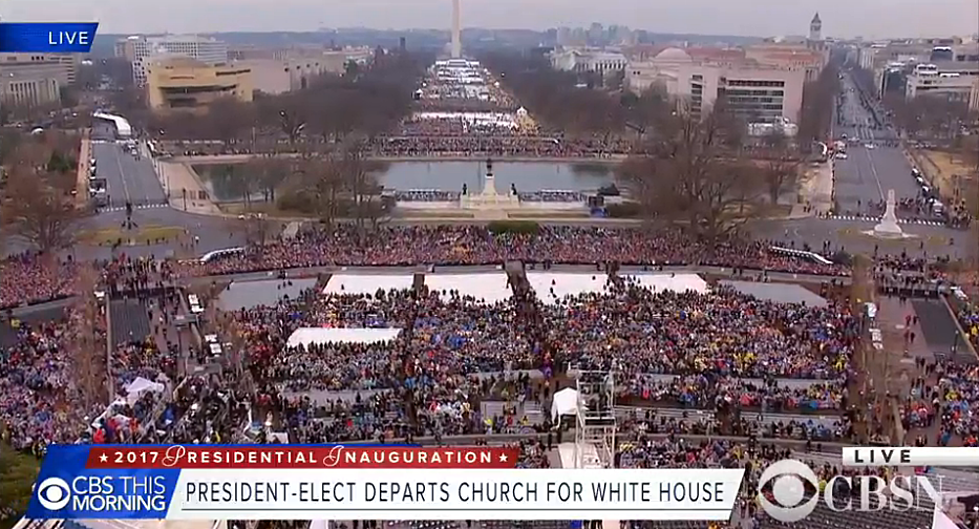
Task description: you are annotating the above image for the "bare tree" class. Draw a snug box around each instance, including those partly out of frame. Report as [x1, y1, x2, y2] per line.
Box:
[249, 155, 290, 203]
[291, 152, 345, 226]
[1, 147, 83, 253]
[759, 133, 802, 204]
[341, 143, 387, 234]
[622, 106, 763, 246]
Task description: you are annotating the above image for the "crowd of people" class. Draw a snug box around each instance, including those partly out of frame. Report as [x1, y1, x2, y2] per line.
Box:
[221, 276, 859, 444]
[368, 136, 632, 158]
[0, 254, 80, 309]
[181, 225, 850, 278]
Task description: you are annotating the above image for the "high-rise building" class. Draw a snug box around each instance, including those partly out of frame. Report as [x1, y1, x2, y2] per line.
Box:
[119, 35, 229, 86]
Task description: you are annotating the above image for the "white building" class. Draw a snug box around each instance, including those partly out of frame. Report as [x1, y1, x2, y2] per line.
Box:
[121, 35, 229, 86]
[905, 61, 979, 100]
[626, 47, 806, 124]
[549, 49, 627, 75]
[970, 78, 979, 112]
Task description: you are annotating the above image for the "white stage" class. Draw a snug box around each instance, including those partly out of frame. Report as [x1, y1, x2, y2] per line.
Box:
[321, 272, 710, 305]
[322, 274, 414, 295]
[527, 273, 611, 305]
[425, 273, 512, 303]
[622, 272, 709, 294]
[286, 328, 402, 348]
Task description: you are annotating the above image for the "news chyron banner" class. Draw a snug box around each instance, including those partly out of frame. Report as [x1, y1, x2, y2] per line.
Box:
[0, 22, 99, 53]
[27, 445, 745, 521]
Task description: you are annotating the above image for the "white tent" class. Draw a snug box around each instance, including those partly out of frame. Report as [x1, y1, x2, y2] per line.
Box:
[551, 388, 579, 421]
[123, 377, 165, 405]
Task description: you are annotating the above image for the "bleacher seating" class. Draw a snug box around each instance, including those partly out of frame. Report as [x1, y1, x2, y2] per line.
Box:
[109, 299, 151, 346]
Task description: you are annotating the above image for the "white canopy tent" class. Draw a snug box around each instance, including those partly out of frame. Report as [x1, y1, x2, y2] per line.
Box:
[286, 327, 403, 348]
[123, 377, 166, 405]
[551, 388, 579, 421]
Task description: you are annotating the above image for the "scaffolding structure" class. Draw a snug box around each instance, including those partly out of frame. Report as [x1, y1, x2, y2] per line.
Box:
[573, 370, 617, 469]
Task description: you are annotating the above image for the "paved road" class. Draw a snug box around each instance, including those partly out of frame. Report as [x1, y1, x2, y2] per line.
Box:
[833, 73, 924, 214]
[91, 138, 167, 209]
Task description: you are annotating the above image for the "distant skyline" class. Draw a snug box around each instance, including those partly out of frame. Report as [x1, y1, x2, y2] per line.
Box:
[3, 0, 977, 39]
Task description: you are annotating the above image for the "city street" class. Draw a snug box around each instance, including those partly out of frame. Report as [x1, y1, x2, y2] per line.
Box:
[90, 123, 168, 209]
[833, 73, 923, 213]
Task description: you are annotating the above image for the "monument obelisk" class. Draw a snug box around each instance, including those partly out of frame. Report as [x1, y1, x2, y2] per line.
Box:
[872, 189, 905, 238]
[451, 0, 462, 58]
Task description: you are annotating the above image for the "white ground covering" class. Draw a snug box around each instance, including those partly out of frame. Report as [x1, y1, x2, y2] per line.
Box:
[286, 328, 402, 348]
[425, 273, 512, 304]
[526, 272, 610, 305]
[322, 272, 708, 305]
[622, 272, 709, 294]
[556, 441, 604, 469]
[322, 274, 414, 295]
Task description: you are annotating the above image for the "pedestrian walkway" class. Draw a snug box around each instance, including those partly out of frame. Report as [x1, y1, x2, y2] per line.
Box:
[829, 214, 946, 227]
[797, 161, 834, 216]
[98, 203, 168, 213]
[157, 161, 221, 215]
[75, 132, 92, 208]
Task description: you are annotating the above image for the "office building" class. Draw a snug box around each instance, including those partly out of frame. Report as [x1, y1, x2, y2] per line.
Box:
[119, 35, 229, 86]
[550, 49, 628, 75]
[0, 54, 72, 109]
[969, 78, 979, 112]
[244, 56, 332, 94]
[626, 47, 805, 123]
[145, 57, 252, 113]
[905, 61, 979, 100]
[746, 43, 826, 81]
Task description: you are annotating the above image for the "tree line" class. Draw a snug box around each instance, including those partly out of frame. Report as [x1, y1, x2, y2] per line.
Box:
[0, 131, 85, 254]
[114, 48, 432, 148]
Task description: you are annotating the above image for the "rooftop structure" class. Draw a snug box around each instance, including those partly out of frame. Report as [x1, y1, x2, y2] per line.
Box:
[145, 57, 252, 113]
[116, 35, 229, 86]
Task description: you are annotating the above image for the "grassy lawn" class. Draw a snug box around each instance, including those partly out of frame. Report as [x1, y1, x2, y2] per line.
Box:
[0, 442, 41, 528]
[79, 225, 187, 246]
[920, 150, 979, 216]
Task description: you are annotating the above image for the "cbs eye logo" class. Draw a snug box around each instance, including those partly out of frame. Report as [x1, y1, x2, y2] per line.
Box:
[756, 459, 820, 522]
[36, 477, 72, 510]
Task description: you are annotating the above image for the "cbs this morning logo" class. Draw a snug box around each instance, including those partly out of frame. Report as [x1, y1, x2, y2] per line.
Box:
[757, 459, 945, 522]
[36, 478, 72, 511]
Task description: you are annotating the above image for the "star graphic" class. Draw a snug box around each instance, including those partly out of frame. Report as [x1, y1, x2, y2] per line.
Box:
[499, 454, 508, 462]
[99, 454, 108, 463]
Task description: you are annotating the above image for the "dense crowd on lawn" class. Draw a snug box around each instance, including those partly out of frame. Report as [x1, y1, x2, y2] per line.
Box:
[903, 360, 979, 447]
[368, 136, 632, 158]
[228, 280, 858, 442]
[14, 225, 971, 309]
[0, 254, 80, 309]
[183, 226, 850, 277]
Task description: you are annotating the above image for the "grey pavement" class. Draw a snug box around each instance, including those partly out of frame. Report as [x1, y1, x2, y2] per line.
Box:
[719, 280, 828, 306]
[216, 277, 319, 311]
[834, 73, 926, 214]
[91, 140, 167, 208]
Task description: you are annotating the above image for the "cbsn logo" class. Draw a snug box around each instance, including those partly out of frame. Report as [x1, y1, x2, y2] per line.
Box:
[36, 476, 167, 512]
[757, 459, 946, 523]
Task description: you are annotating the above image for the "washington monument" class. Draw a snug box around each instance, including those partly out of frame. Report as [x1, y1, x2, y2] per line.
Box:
[451, 0, 462, 58]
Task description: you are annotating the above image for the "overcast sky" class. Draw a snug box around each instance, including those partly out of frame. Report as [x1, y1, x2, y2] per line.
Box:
[3, 0, 977, 39]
